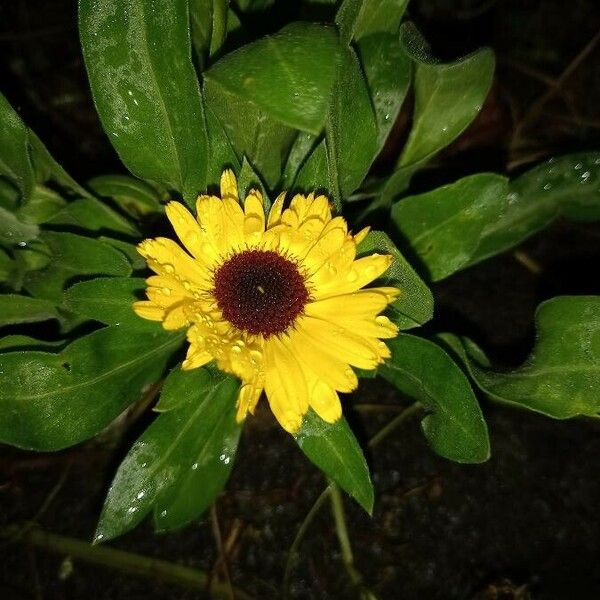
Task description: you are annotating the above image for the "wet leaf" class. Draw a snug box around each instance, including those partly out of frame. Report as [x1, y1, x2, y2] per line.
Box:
[23, 232, 131, 301]
[79, 0, 208, 199]
[470, 152, 600, 266]
[336, 0, 409, 43]
[294, 410, 374, 514]
[294, 139, 330, 195]
[88, 175, 164, 217]
[0, 206, 40, 247]
[62, 277, 158, 330]
[0, 326, 184, 451]
[380, 334, 490, 463]
[237, 157, 269, 210]
[443, 296, 600, 419]
[95, 373, 240, 541]
[357, 230, 433, 329]
[0, 294, 58, 327]
[281, 132, 319, 188]
[391, 173, 508, 280]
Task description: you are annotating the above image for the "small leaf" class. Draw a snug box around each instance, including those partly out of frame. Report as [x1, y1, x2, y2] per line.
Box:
[0, 294, 57, 327]
[62, 277, 157, 330]
[23, 232, 131, 301]
[99, 237, 147, 271]
[381, 23, 495, 203]
[237, 157, 269, 211]
[380, 334, 490, 463]
[281, 131, 319, 188]
[16, 186, 67, 224]
[443, 296, 600, 419]
[88, 175, 164, 217]
[294, 139, 330, 194]
[294, 410, 374, 514]
[470, 152, 600, 266]
[79, 0, 208, 198]
[0, 91, 35, 202]
[357, 230, 433, 329]
[0, 206, 40, 247]
[391, 173, 508, 280]
[95, 373, 240, 541]
[0, 326, 184, 451]
[189, 0, 229, 67]
[205, 102, 242, 189]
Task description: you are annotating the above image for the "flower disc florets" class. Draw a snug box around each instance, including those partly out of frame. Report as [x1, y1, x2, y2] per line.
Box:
[133, 170, 400, 433]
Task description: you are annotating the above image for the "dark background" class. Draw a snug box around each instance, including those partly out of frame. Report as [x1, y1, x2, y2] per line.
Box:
[1, 1, 600, 598]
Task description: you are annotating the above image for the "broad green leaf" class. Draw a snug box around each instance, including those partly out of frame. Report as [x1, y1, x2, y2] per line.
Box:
[204, 82, 296, 188]
[381, 23, 495, 203]
[380, 334, 490, 463]
[205, 102, 242, 188]
[443, 296, 600, 419]
[95, 373, 240, 541]
[0, 247, 12, 281]
[358, 33, 411, 152]
[0, 206, 39, 247]
[391, 173, 508, 281]
[154, 365, 214, 412]
[0, 178, 19, 210]
[357, 230, 433, 329]
[17, 186, 67, 224]
[46, 198, 139, 237]
[79, 0, 208, 198]
[237, 157, 269, 211]
[336, 0, 409, 43]
[294, 410, 373, 514]
[0, 335, 66, 352]
[189, 0, 229, 68]
[469, 152, 600, 266]
[23, 232, 131, 301]
[294, 139, 330, 194]
[204, 23, 341, 135]
[0, 294, 57, 327]
[63, 277, 158, 330]
[326, 46, 378, 205]
[88, 175, 164, 217]
[0, 91, 35, 202]
[0, 326, 184, 451]
[28, 133, 92, 199]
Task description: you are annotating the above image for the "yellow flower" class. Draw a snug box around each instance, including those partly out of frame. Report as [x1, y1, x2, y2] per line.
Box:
[133, 170, 400, 433]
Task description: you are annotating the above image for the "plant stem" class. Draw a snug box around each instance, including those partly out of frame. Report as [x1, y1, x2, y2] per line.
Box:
[368, 402, 423, 449]
[3, 526, 254, 600]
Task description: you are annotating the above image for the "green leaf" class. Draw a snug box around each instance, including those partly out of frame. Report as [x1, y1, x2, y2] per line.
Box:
[380, 334, 490, 463]
[281, 131, 319, 188]
[62, 277, 158, 330]
[28, 133, 92, 199]
[0, 294, 57, 327]
[190, 0, 229, 68]
[336, 0, 409, 43]
[0, 326, 184, 451]
[237, 157, 269, 210]
[381, 23, 495, 202]
[469, 152, 600, 266]
[205, 102, 242, 189]
[46, 198, 139, 237]
[154, 365, 214, 412]
[88, 175, 164, 217]
[357, 230, 433, 329]
[99, 237, 147, 271]
[326, 46, 378, 205]
[79, 0, 208, 198]
[443, 296, 600, 419]
[391, 173, 508, 281]
[0, 335, 66, 352]
[16, 186, 67, 224]
[0, 247, 12, 282]
[0, 91, 35, 202]
[294, 410, 373, 514]
[0, 206, 40, 247]
[204, 22, 341, 135]
[294, 139, 330, 194]
[23, 232, 131, 301]
[358, 33, 411, 152]
[95, 373, 241, 541]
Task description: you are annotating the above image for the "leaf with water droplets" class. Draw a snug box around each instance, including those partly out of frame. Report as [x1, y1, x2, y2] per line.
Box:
[442, 296, 600, 419]
[469, 152, 600, 266]
[95, 372, 241, 541]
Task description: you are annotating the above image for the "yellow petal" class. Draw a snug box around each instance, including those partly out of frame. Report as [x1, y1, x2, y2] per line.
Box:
[243, 190, 266, 238]
[164, 201, 208, 263]
[236, 380, 263, 422]
[162, 302, 190, 330]
[266, 192, 286, 228]
[353, 226, 370, 245]
[132, 301, 164, 321]
[220, 169, 238, 201]
[309, 379, 342, 424]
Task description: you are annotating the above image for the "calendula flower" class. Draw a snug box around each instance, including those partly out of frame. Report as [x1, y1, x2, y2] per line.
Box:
[134, 170, 399, 433]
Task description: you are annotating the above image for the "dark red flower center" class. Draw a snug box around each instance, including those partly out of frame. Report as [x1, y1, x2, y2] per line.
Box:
[213, 250, 309, 336]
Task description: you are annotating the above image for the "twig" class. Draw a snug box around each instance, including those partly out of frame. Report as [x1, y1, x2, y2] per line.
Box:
[2, 526, 254, 600]
[209, 503, 235, 600]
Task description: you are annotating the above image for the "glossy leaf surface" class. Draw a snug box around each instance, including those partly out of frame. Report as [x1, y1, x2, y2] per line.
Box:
[336, 0, 409, 42]
[380, 334, 490, 463]
[294, 410, 374, 514]
[89, 175, 164, 217]
[0, 326, 184, 451]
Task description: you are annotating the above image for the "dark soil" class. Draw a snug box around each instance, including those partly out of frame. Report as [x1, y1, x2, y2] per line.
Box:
[1, 1, 600, 599]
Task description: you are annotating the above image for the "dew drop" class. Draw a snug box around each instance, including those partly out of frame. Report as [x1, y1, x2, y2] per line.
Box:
[574, 162, 583, 170]
[127, 506, 138, 514]
[543, 183, 552, 191]
[136, 491, 145, 499]
[580, 171, 591, 182]
[191, 462, 199, 470]
[164, 264, 175, 273]
[346, 270, 359, 283]
[17, 241, 27, 247]
[160, 510, 167, 518]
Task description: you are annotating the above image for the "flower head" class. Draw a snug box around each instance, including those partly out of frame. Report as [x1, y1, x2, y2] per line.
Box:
[134, 170, 399, 432]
